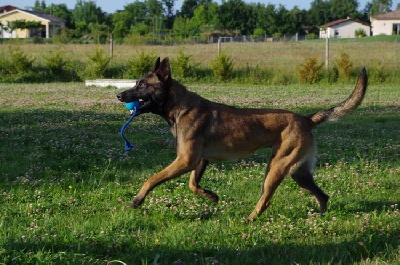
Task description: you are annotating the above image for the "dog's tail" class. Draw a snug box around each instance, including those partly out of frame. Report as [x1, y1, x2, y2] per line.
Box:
[308, 68, 367, 127]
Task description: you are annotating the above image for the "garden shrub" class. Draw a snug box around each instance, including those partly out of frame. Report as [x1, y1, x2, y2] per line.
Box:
[9, 46, 35, 75]
[124, 51, 157, 79]
[0, 46, 38, 82]
[44, 50, 68, 77]
[237, 64, 271, 84]
[335, 52, 353, 79]
[210, 52, 234, 81]
[368, 62, 387, 84]
[82, 47, 110, 79]
[171, 50, 192, 80]
[44, 49, 81, 82]
[297, 56, 323, 84]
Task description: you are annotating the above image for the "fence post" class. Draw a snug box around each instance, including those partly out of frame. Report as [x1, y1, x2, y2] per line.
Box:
[218, 37, 221, 55]
[325, 37, 329, 70]
[109, 34, 114, 58]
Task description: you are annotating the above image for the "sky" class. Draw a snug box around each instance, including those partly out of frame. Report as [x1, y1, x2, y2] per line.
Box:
[7, 0, 398, 14]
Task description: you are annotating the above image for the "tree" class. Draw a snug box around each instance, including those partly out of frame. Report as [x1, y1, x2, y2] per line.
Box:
[264, 4, 278, 35]
[33, 0, 46, 12]
[329, 0, 358, 19]
[162, 0, 176, 29]
[368, 0, 393, 15]
[307, 0, 332, 26]
[72, 0, 107, 36]
[218, 0, 250, 34]
[286, 6, 307, 34]
[45, 4, 73, 28]
[190, 3, 218, 35]
[180, 0, 199, 18]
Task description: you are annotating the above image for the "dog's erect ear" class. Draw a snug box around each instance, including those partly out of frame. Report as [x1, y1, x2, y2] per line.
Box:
[153, 57, 161, 72]
[156, 57, 171, 83]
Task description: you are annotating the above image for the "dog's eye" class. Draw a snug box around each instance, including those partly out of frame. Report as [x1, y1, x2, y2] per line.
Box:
[138, 82, 147, 88]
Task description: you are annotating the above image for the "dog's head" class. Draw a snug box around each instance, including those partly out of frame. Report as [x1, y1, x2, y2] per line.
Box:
[117, 57, 171, 115]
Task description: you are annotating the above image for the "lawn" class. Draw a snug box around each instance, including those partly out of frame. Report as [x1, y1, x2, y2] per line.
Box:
[0, 80, 399, 264]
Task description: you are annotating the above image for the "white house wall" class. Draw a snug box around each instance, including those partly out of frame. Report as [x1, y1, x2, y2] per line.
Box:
[334, 21, 370, 38]
[320, 20, 370, 39]
[372, 19, 400, 35]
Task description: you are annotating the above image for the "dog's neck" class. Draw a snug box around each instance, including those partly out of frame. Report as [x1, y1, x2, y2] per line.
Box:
[161, 80, 203, 126]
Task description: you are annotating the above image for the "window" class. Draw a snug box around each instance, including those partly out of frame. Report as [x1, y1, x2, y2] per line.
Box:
[393, 23, 400, 35]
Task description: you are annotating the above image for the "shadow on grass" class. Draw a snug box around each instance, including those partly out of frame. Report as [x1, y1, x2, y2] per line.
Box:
[0, 105, 398, 185]
[3, 230, 398, 264]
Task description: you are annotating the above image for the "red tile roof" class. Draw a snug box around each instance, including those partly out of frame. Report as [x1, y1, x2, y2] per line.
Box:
[372, 9, 400, 20]
[322, 18, 370, 28]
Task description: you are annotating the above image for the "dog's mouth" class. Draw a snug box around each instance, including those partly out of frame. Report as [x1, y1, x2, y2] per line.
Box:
[117, 95, 153, 115]
[137, 98, 152, 113]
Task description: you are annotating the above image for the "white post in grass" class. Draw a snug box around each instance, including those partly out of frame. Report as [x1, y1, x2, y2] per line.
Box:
[109, 34, 114, 58]
[218, 37, 221, 55]
[325, 37, 329, 71]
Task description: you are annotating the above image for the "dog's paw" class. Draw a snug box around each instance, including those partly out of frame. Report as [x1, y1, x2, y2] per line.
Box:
[245, 211, 258, 222]
[131, 197, 144, 208]
[204, 190, 219, 203]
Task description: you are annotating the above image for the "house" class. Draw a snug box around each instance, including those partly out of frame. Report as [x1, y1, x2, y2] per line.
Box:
[0, 6, 65, 38]
[319, 17, 370, 39]
[370, 9, 400, 35]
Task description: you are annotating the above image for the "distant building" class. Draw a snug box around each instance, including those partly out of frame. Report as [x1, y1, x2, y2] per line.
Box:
[0, 5, 65, 38]
[319, 17, 370, 39]
[370, 9, 400, 35]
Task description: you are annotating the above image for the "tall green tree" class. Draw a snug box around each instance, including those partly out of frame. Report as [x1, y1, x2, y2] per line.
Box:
[33, 0, 46, 12]
[329, 0, 359, 19]
[162, 0, 176, 29]
[369, 0, 393, 15]
[72, 0, 107, 36]
[218, 0, 250, 34]
[45, 4, 73, 28]
[112, 2, 147, 38]
[307, 0, 332, 26]
[180, 0, 199, 18]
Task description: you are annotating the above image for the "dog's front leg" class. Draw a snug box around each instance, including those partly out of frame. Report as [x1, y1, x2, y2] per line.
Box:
[131, 157, 197, 208]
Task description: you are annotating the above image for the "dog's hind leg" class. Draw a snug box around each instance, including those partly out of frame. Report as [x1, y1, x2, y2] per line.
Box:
[246, 139, 312, 221]
[188, 159, 219, 203]
[291, 162, 329, 214]
[246, 150, 289, 221]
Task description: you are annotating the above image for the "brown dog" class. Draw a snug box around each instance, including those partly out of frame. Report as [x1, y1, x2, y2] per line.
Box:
[117, 57, 367, 220]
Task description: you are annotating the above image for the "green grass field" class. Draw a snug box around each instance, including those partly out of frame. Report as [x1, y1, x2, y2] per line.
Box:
[0, 79, 399, 264]
[2, 39, 399, 83]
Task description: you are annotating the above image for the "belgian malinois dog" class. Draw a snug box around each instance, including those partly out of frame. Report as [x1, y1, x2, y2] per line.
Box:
[117, 57, 367, 220]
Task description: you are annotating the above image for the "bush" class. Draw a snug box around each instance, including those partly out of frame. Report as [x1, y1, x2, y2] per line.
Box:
[355, 28, 366, 37]
[9, 46, 35, 75]
[124, 52, 157, 79]
[171, 50, 192, 80]
[236, 64, 271, 84]
[368, 62, 387, 84]
[210, 52, 234, 81]
[83, 47, 110, 79]
[44, 50, 68, 77]
[297, 56, 324, 84]
[335, 52, 353, 79]
[44, 49, 80, 82]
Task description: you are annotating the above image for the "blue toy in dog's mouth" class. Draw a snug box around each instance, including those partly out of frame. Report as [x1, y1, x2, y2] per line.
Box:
[120, 100, 140, 151]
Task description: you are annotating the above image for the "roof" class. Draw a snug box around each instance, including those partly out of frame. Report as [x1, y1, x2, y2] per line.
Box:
[322, 18, 370, 28]
[371, 9, 400, 20]
[0, 5, 17, 13]
[23, 10, 66, 23]
[0, 8, 65, 24]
